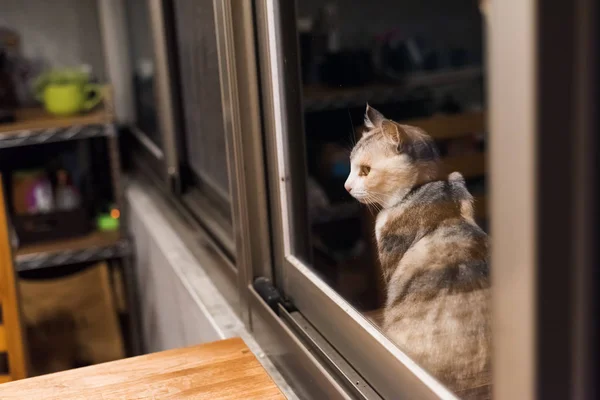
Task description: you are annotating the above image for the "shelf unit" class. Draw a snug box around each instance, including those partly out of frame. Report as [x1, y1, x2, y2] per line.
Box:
[0, 96, 141, 358]
[0, 102, 127, 270]
[0, 95, 123, 222]
[0, 108, 130, 273]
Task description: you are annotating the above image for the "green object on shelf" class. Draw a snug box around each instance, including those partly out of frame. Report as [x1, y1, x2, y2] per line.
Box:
[33, 67, 103, 116]
[40, 83, 103, 116]
[97, 214, 119, 231]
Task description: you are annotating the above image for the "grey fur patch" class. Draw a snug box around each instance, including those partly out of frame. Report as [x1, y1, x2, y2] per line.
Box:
[404, 180, 455, 207]
[393, 260, 490, 304]
[404, 137, 440, 162]
[380, 233, 414, 256]
[440, 220, 486, 241]
[448, 173, 472, 198]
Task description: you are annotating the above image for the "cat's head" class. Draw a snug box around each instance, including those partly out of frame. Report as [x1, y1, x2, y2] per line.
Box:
[344, 105, 440, 208]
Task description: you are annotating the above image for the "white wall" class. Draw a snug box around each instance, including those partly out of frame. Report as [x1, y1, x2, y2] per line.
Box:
[0, 0, 106, 80]
[127, 184, 222, 351]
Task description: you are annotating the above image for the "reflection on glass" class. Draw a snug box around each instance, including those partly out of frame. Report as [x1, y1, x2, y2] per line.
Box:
[292, 1, 489, 397]
[125, 0, 160, 146]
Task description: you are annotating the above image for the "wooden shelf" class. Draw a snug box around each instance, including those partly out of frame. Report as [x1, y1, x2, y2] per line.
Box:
[303, 66, 483, 112]
[442, 152, 485, 179]
[0, 107, 111, 136]
[0, 107, 115, 150]
[0, 87, 115, 149]
[312, 201, 361, 225]
[400, 112, 485, 140]
[16, 230, 119, 256]
[15, 230, 130, 272]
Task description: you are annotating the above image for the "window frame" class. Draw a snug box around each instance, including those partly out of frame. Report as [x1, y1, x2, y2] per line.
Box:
[126, 0, 256, 320]
[166, 0, 251, 260]
[126, 0, 181, 190]
[491, 0, 599, 398]
[488, 0, 536, 397]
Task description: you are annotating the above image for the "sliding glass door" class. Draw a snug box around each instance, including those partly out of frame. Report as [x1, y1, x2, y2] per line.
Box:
[254, 0, 487, 398]
[247, 0, 598, 399]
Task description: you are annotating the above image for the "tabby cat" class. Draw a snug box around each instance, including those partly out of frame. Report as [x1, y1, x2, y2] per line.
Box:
[345, 105, 491, 394]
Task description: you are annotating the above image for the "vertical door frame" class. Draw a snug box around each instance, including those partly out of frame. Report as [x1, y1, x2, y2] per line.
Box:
[213, 0, 272, 325]
[490, 0, 598, 398]
[489, 0, 537, 398]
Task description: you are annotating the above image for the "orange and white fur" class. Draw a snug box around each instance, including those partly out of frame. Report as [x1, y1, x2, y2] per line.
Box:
[345, 106, 491, 394]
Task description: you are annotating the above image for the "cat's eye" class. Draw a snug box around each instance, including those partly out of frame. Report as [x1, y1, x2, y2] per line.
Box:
[359, 165, 371, 176]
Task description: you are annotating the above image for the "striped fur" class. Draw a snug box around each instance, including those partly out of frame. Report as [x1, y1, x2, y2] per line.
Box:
[346, 106, 491, 394]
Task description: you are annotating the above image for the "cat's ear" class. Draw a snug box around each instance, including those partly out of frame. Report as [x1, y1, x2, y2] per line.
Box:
[364, 104, 385, 128]
[381, 120, 407, 151]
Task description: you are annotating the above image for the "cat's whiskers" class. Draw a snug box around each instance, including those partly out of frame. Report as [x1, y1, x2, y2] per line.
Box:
[363, 191, 393, 205]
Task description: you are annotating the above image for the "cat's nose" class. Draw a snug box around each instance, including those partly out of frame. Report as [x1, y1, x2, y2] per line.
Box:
[344, 182, 352, 192]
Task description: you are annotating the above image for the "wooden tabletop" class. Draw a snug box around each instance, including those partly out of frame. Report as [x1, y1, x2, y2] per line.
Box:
[0, 338, 285, 400]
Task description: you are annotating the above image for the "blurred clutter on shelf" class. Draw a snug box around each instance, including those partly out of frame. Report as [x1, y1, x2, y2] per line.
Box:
[0, 20, 137, 384]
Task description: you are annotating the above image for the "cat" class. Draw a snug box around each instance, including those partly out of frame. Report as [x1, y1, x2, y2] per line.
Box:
[345, 105, 491, 395]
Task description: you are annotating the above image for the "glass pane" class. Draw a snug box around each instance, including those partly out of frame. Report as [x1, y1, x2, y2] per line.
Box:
[286, 1, 489, 397]
[125, 0, 161, 146]
[172, 0, 231, 200]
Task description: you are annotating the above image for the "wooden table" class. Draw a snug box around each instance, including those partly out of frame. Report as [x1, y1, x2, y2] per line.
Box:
[0, 338, 285, 399]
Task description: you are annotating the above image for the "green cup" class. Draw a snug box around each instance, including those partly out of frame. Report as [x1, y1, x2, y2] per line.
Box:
[39, 83, 103, 116]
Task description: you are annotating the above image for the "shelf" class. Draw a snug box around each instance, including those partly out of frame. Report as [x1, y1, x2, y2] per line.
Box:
[0, 107, 115, 149]
[312, 201, 361, 225]
[303, 66, 483, 112]
[442, 152, 485, 179]
[14, 230, 130, 272]
[400, 111, 485, 140]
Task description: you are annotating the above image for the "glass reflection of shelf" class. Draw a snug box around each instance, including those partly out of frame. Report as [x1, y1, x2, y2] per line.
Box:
[311, 201, 361, 225]
[303, 66, 483, 112]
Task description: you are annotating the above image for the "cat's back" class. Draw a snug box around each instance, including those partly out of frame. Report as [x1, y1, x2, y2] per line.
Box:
[380, 178, 491, 393]
[377, 177, 488, 278]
